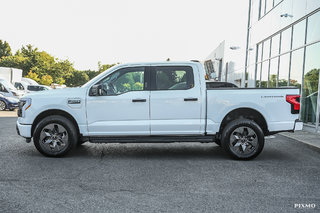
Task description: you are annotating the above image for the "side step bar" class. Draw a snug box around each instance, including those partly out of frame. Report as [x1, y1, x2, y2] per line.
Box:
[89, 135, 216, 143]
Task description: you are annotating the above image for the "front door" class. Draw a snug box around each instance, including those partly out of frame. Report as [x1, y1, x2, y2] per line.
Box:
[150, 65, 202, 135]
[86, 66, 150, 136]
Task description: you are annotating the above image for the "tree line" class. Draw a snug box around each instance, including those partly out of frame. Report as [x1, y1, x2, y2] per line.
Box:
[0, 40, 116, 87]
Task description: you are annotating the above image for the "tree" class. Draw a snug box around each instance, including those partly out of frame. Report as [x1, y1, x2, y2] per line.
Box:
[85, 70, 100, 79]
[0, 40, 12, 58]
[40, 75, 53, 86]
[65, 70, 89, 87]
[0, 55, 28, 71]
[25, 71, 40, 82]
[303, 68, 319, 96]
[98, 62, 117, 73]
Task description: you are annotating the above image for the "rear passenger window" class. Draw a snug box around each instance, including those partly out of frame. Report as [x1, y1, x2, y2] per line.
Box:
[154, 66, 194, 90]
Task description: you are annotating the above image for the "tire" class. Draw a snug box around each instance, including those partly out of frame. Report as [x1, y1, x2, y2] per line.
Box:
[33, 115, 78, 157]
[0, 100, 6, 111]
[221, 119, 264, 160]
[214, 139, 221, 146]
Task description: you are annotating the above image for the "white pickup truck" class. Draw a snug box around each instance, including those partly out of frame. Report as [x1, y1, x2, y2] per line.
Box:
[16, 62, 302, 160]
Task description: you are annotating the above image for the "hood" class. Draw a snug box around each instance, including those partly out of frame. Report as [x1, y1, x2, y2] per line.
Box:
[22, 87, 86, 99]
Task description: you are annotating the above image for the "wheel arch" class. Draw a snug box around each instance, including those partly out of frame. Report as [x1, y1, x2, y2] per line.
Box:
[31, 109, 80, 137]
[219, 107, 269, 136]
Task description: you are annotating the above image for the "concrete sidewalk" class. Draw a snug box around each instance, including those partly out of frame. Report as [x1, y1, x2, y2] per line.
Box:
[0, 109, 17, 117]
[280, 130, 320, 150]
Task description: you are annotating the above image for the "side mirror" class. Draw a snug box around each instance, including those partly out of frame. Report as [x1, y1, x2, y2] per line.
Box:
[89, 84, 103, 96]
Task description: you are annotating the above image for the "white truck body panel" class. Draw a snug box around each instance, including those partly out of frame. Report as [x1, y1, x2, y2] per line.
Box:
[206, 89, 299, 134]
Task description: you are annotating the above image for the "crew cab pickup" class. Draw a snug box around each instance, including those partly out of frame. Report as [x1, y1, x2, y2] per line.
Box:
[16, 62, 303, 159]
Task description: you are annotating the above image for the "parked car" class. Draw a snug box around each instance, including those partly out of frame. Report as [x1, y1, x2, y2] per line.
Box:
[16, 62, 302, 160]
[22, 77, 39, 86]
[0, 78, 24, 98]
[26, 85, 52, 92]
[0, 93, 19, 111]
[14, 81, 29, 93]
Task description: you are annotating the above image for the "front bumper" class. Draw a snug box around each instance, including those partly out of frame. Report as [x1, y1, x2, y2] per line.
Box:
[16, 121, 32, 138]
[294, 120, 303, 131]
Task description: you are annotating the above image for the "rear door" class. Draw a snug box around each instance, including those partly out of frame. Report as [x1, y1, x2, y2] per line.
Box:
[150, 65, 202, 135]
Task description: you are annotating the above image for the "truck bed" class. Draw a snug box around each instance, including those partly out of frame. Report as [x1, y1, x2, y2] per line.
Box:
[205, 87, 300, 135]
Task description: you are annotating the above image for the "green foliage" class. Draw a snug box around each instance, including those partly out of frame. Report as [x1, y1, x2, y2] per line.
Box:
[132, 82, 143, 90]
[25, 71, 40, 82]
[0, 40, 12, 58]
[40, 75, 53, 86]
[278, 79, 288, 87]
[65, 70, 90, 87]
[113, 71, 144, 93]
[84, 70, 100, 79]
[303, 68, 319, 96]
[0, 55, 27, 71]
[98, 62, 117, 73]
[0, 41, 117, 87]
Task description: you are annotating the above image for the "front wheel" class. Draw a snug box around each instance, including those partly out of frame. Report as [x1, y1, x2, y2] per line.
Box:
[33, 115, 78, 157]
[221, 119, 264, 160]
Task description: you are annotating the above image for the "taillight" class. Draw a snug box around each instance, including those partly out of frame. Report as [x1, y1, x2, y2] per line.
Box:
[286, 95, 300, 114]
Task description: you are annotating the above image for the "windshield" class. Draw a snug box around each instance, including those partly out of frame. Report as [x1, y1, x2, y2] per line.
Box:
[81, 65, 120, 88]
[0, 79, 16, 91]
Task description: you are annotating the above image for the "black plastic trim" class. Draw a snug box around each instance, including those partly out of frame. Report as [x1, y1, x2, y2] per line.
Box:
[89, 135, 216, 143]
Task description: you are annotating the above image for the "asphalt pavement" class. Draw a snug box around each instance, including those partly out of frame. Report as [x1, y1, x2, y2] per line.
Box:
[0, 117, 319, 213]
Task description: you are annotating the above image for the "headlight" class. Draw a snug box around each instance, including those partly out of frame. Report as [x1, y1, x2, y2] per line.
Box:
[18, 98, 31, 117]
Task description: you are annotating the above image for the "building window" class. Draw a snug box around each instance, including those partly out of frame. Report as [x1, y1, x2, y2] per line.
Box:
[301, 42, 320, 124]
[289, 48, 304, 88]
[256, 62, 262, 87]
[259, 0, 283, 19]
[204, 60, 214, 75]
[271, 34, 280, 57]
[269, 57, 279, 87]
[261, 60, 269, 88]
[280, 27, 292, 54]
[292, 20, 306, 50]
[306, 10, 320, 44]
[278, 53, 290, 86]
[263, 39, 271, 61]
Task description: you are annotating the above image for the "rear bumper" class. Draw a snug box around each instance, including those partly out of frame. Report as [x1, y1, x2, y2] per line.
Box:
[16, 121, 32, 138]
[294, 120, 303, 131]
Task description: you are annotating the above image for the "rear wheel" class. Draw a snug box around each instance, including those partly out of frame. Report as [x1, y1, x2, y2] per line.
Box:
[33, 115, 78, 157]
[0, 100, 6, 111]
[221, 119, 264, 160]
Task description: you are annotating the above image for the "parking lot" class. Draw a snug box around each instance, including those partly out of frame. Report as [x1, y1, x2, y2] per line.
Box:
[0, 113, 319, 212]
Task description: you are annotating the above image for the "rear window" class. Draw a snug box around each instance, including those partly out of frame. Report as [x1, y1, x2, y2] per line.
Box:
[154, 66, 194, 90]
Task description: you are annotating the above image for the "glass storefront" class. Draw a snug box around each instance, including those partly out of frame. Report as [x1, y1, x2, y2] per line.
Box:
[252, 6, 320, 127]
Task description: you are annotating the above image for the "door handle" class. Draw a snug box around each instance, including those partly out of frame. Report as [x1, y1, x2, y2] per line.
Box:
[184, 98, 198, 101]
[132, 99, 146, 102]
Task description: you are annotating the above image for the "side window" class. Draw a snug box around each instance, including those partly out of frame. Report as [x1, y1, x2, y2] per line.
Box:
[0, 83, 8, 92]
[15, 82, 24, 90]
[27, 86, 36, 91]
[98, 67, 145, 95]
[154, 66, 194, 90]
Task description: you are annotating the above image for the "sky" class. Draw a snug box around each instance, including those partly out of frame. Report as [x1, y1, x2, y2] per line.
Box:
[0, 0, 248, 70]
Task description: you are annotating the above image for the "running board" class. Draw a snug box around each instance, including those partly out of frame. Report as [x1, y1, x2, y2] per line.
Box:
[89, 135, 216, 143]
